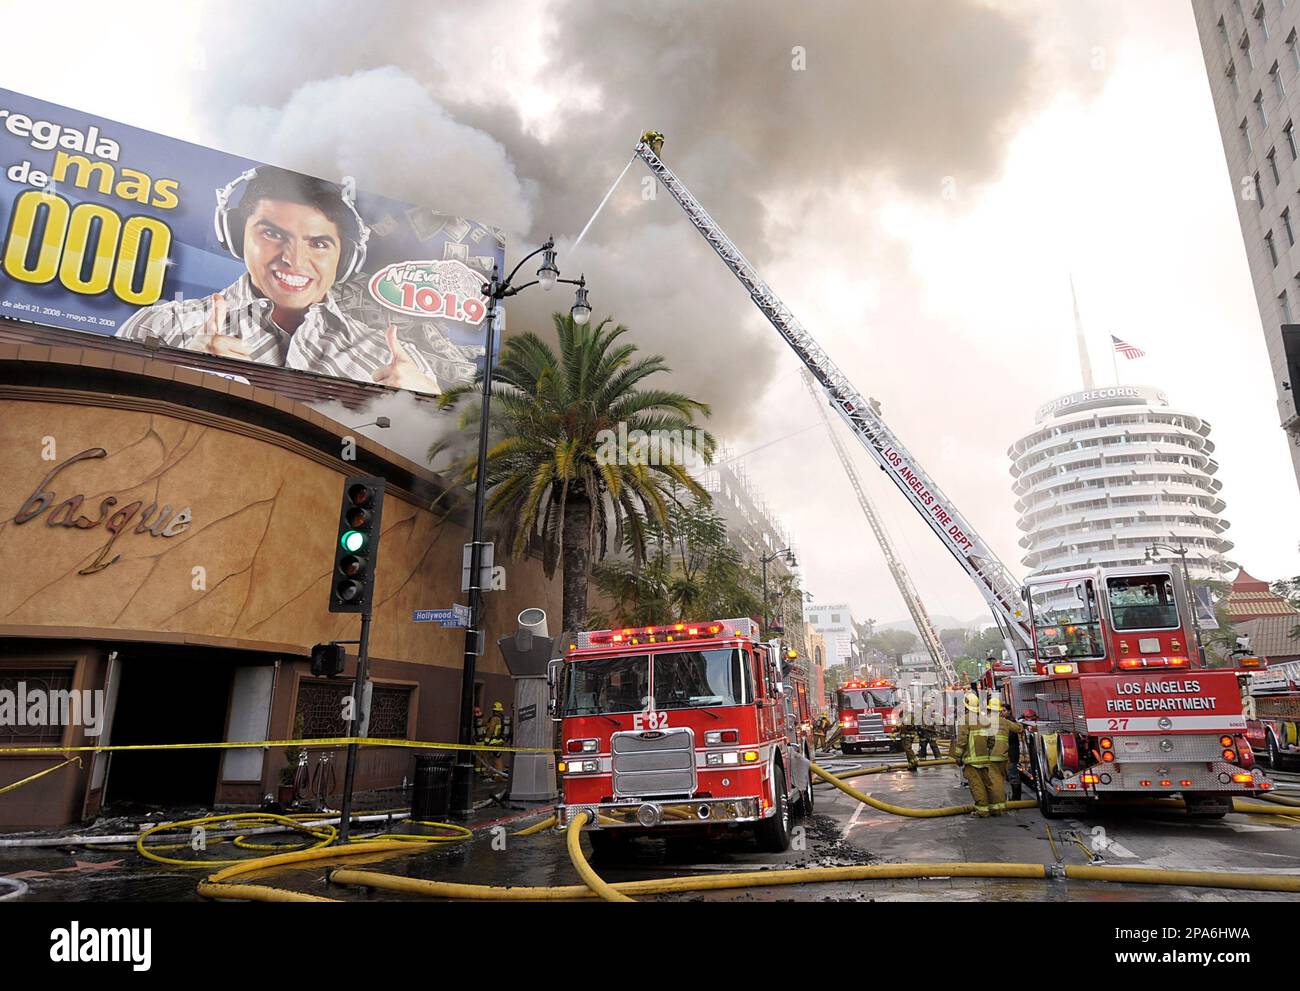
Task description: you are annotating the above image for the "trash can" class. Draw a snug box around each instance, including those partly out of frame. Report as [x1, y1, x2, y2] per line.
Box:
[411, 753, 455, 821]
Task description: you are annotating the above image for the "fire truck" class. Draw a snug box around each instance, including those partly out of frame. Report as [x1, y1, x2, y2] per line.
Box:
[628, 132, 1274, 817]
[836, 679, 905, 754]
[551, 618, 815, 854]
[1007, 567, 1271, 818]
[1246, 660, 1300, 771]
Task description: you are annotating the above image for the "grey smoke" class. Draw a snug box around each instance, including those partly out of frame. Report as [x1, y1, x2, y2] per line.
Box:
[190, 0, 1105, 438]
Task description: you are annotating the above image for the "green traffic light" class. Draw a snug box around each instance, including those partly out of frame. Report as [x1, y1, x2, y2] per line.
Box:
[340, 530, 366, 553]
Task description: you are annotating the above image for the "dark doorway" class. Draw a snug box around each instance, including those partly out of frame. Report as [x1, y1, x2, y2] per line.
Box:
[104, 650, 233, 808]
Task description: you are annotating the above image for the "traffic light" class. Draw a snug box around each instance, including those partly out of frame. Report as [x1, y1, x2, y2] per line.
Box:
[311, 642, 347, 677]
[329, 476, 385, 613]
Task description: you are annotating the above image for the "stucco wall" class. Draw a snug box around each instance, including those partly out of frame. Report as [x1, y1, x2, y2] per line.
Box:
[0, 394, 562, 672]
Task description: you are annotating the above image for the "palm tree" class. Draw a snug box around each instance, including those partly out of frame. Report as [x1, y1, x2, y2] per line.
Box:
[431, 313, 715, 633]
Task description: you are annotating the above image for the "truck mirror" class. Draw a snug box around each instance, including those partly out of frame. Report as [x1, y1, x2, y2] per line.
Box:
[547, 658, 560, 717]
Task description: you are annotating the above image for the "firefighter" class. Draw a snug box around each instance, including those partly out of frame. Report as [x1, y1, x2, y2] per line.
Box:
[483, 701, 507, 776]
[915, 704, 942, 762]
[983, 697, 1024, 815]
[952, 692, 997, 816]
[813, 713, 830, 752]
[900, 720, 919, 772]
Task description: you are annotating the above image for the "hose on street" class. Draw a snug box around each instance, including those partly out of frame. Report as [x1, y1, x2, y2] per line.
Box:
[565, 811, 634, 902]
[331, 857, 1300, 900]
[811, 761, 1037, 817]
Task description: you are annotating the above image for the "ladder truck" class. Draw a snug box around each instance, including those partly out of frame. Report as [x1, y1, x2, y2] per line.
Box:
[798, 368, 958, 690]
[631, 131, 1272, 816]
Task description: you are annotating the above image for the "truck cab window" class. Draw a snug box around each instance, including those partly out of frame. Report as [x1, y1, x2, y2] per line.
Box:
[1106, 574, 1180, 631]
[652, 648, 747, 710]
[1029, 579, 1105, 659]
[564, 654, 649, 715]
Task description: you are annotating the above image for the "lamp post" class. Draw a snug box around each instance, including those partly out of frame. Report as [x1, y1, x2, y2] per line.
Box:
[451, 237, 592, 817]
[760, 547, 796, 638]
[1143, 540, 1205, 665]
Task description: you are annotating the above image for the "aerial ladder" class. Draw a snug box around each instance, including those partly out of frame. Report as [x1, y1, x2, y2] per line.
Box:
[632, 132, 1034, 664]
[798, 369, 958, 686]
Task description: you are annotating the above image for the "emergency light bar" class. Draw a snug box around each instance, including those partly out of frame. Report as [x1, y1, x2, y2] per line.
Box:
[1117, 657, 1189, 670]
[567, 617, 760, 651]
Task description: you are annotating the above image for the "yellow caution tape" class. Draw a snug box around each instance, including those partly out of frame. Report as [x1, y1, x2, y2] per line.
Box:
[0, 736, 555, 757]
[0, 756, 82, 796]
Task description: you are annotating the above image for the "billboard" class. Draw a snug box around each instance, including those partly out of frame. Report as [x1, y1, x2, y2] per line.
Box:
[0, 88, 504, 396]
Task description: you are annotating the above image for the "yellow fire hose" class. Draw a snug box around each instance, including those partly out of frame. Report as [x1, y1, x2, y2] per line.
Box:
[814, 758, 955, 784]
[332, 858, 1300, 900]
[1257, 791, 1300, 808]
[144, 812, 472, 868]
[193, 752, 1299, 901]
[811, 761, 1037, 817]
[198, 841, 411, 902]
[566, 811, 634, 902]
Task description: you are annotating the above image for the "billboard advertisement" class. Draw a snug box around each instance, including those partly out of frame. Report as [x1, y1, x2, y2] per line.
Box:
[0, 88, 504, 396]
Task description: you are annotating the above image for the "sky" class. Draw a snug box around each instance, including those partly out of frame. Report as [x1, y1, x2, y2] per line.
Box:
[2, 0, 1296, 630]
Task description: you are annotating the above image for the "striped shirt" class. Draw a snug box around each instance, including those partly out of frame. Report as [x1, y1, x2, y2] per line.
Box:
[115, 274, 478, 394]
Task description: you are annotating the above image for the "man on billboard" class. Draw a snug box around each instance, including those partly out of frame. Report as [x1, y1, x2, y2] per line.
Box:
[116, 166, 469, 393]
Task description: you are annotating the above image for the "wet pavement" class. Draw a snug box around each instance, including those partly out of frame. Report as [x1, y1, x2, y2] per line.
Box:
[3, 761, 1298, 902]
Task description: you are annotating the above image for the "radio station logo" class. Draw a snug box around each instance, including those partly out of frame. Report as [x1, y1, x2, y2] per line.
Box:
[368, 259, 489, 325]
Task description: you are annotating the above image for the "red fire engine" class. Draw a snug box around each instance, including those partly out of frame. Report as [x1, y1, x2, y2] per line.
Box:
[551, 618, 815, 854]
[1245, 661, 1300, 771]
[836, 679, 904, 754]
[1008, 567, 1273, 818]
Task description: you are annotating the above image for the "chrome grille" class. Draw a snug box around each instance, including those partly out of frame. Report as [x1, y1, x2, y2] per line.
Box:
[856, 713, 885, 736]
[612, 728, 697, 798]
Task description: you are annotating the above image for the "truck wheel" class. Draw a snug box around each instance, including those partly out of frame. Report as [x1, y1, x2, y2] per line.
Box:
[1267, 731, 1279, 768]
[799, 745, 815, 816]
[754, 765, 792, 853]
[1032, 745, 1065, 819]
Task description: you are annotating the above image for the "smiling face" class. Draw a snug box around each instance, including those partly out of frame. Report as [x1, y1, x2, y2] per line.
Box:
[241, 198, 343, 315]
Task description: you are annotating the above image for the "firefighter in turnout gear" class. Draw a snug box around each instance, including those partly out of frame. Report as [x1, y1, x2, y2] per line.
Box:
[952, 693, 996, 816]
[952, 693, 1024, 815]
[814, 713, 830, 752]
[900, 722, 919, 771]
[916, 693, 943, 761]
[479, 702, 508, 777]
[983, 696, 1023, 814]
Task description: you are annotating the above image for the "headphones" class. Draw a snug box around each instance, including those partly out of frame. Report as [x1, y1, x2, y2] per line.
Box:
[214, 168, 370, 283]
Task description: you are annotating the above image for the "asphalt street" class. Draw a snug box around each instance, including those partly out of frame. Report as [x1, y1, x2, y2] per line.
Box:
[3, 758, 1297, 902]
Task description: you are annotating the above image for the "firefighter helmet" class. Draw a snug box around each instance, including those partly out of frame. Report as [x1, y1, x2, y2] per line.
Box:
[963, 692, 980, 713]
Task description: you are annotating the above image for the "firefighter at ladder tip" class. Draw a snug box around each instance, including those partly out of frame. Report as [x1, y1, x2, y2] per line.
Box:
[952, 693, 1024, 816]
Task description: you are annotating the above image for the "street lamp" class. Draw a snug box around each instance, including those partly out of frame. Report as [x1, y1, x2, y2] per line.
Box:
[1143, 540, 1205, 665]
[760, 547, 796, 638]
[451, 237, 593, 816]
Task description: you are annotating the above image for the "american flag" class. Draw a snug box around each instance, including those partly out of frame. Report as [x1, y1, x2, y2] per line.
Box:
[1111, 335, 1145, 360]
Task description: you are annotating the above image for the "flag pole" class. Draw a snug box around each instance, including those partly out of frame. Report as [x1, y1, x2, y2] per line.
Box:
[1110, 335, 1121, 386]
